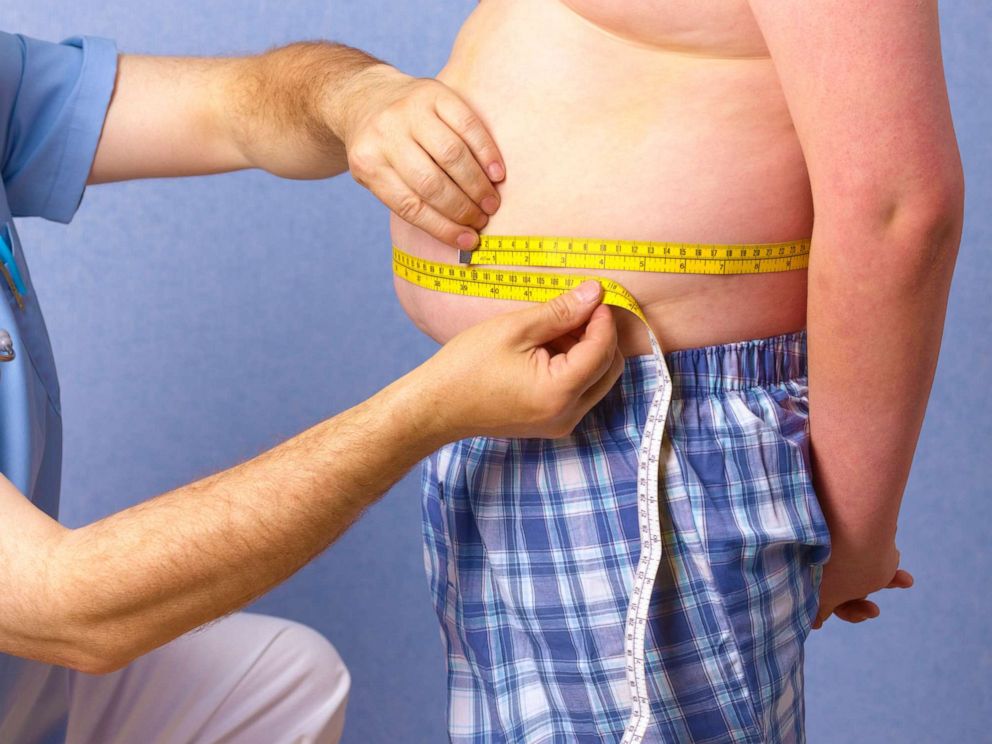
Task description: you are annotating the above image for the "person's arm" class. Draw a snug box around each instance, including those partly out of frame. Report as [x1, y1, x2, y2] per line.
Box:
[88, 43, 506, 249]
[0, 282, 621, 674]
[746, 0, 964, 624]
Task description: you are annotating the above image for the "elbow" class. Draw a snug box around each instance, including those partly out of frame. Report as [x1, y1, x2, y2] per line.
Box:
[14, 632, 139, 676]
[820, 167, 965, 285]
[56, 626, 143, 675]
[66, 653, 132, 677]
[847, 144, 965, 236]
[81, 657, 134, 675]
[51, 600, 150, 675]
[893, 184, 963, 280]
[878, 162, 964, 254]
[888, 169, 964, 246]
[74, 640, 141, 676]
[0, 632, 133, 676]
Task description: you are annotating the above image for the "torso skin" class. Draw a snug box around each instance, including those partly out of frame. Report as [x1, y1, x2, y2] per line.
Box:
[392, 0, 814, 356]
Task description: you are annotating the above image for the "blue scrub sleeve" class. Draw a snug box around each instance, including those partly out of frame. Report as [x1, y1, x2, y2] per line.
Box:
[0, 32, 118, 223]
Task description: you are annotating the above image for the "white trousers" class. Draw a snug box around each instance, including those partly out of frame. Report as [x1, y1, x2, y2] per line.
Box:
[64, 613, 350, 744]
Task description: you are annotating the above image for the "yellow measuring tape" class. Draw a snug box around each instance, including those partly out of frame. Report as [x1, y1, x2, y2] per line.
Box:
[392, 234, 810, 320]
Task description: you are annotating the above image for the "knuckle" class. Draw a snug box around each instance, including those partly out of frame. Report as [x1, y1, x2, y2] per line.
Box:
[437, 139, 468, 167]
[546, 295, 572, 324]
[349, 167, 370, 188]
[403, 94, 430, 116]
[413, 170, 444, 199]
[454, 109, 481, 134]
[368, 111, 394, 138]
[396, 194, 426, 223]
[383, 100, 407, 120]
[454, 200, 480, 224]
[411, 80, 435, 99]
[347, 142, 376, 177]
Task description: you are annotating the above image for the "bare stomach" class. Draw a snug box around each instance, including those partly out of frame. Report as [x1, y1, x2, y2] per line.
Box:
[391, 0, 814, 357]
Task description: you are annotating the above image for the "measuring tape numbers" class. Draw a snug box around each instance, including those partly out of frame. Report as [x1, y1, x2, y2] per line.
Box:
[393, 234, 810, 742]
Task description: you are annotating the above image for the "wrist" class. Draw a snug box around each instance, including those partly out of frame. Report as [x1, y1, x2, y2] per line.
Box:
[325, 62, 407, 147]
[823, 513, 897, 548]
[826, 532, 897, 565]
[378, 364, 460, 455]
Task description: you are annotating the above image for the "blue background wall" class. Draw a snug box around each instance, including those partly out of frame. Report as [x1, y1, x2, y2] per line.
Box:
[7, 2, 990, 742]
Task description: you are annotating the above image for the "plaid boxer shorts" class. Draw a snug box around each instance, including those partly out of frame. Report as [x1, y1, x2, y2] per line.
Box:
[421, 329, 833, 743]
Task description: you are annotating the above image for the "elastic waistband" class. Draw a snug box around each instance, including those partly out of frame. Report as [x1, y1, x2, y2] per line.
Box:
[616, 329, 807, 400]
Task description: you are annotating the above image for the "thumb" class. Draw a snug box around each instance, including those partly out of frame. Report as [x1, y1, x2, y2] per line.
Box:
[515, 281, 604, 345]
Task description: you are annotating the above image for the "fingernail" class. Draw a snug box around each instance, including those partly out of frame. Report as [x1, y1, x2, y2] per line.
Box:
[482, 196, 499, 215]
[575, 280, 601, 303]
[457, 232, 477, 249]
[488, 163, 504, 181]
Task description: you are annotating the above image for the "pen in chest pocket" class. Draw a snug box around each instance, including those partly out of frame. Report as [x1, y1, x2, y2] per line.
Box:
[0, 226, 27, 309]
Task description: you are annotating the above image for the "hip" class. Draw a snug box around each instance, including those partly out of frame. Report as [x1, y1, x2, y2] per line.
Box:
[419, 328, 832, 742]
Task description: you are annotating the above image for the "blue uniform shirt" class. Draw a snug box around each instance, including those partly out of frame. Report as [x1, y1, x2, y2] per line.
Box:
[0, 31, 117, 743]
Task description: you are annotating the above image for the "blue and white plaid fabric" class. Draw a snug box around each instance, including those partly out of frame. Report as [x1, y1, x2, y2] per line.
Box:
[421, 329, 832, 743]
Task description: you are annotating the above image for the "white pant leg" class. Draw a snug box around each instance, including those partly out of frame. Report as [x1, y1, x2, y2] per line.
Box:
[65, 612, 350, 744]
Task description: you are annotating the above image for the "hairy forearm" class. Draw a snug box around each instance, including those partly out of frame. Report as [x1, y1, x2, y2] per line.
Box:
[2, 284, 614, 672]
[90, 42, 389, 183]
[807, 204, 963, 557]
[220, 41, 389, 179]
[40, 369, 443, 673]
